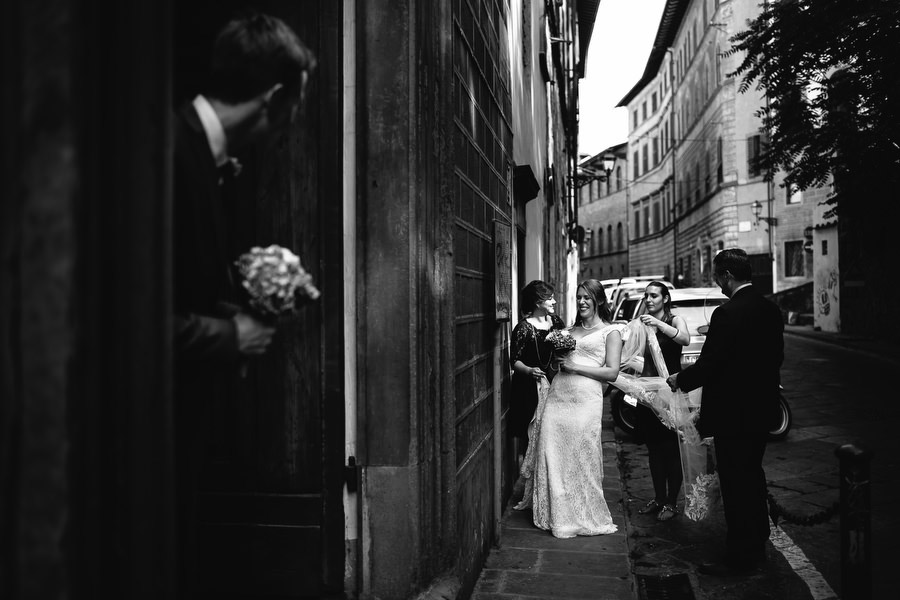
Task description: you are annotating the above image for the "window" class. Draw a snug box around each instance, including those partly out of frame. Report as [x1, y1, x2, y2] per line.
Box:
[643, 207, 650, 236]
[633, 110, 638, 129]
[653, 203, 661, 233]
[694, 163, 701, 204]
[634, 211, 641, 238]
[633, 152, 640, 178]
[596, 228, 603, 254]
[705, 149, 711, 194]
[642, 145, 649, 173]
[785, 241, 805, 276]
[652, 137, 659, 166]
[717, 137, 724, 183]
[617, 222, 623, 250]
[607, 225, 613, 253]
[616, 167, 622, 190]
[821, 240, 828, 256]
[642, 101, 648, 121]
[786, 185, 802, 204]
[652, 92, 658, 112]
[748, 134, 766, 177]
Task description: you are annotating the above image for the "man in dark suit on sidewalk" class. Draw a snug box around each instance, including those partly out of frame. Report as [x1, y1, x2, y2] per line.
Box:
[173, 12, 316, 597]
[667, 248, 784, 576]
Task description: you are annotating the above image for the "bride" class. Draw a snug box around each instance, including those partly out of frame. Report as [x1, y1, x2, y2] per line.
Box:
[517, 279, 627, 538]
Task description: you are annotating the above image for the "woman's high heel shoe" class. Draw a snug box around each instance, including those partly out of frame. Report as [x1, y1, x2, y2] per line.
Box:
[638, 499, 662, 515]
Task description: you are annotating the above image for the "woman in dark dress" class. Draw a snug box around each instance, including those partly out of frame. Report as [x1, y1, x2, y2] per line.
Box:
[510, 280, 565, 458]
[634, 281, 690, 521]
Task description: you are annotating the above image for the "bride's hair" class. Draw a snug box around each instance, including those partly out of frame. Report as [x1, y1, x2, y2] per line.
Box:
[574, 279, 612, 326]
[645, 281, 673, 322]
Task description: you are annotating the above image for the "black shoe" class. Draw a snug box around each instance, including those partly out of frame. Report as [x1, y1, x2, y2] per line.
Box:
[696, 561, 761, 577]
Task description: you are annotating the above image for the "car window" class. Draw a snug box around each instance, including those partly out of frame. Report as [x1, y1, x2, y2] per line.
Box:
[670, 299, 726, 335]
[615, 298, 640, 321]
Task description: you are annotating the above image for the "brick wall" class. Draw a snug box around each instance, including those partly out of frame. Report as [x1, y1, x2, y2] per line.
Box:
[453, 0, 514, 594]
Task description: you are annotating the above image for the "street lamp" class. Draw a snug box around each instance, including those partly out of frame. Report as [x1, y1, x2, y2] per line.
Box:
[751, 200, 778, 227]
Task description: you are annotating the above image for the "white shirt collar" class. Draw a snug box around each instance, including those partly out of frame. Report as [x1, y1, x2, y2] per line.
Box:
[192, 95, 229, 167]
[733, 282, 753, 295]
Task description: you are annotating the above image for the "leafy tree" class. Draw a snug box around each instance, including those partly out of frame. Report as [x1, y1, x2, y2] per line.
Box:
[727, 0, 900, 336]
[727, 0, 900, 206]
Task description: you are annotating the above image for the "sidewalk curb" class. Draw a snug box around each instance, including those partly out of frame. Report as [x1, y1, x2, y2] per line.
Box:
[783, 327, 900, 365]
[613, 437, 641, 600]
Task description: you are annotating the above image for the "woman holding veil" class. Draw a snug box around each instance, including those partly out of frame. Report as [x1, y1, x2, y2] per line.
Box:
[516, 279, 630, 538]
[633, 282, 689, 521]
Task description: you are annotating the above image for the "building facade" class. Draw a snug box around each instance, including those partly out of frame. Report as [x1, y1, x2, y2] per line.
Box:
[1, 1, 595, 599]
[577, 144, 630, 280]
[615, 0, 820, 296]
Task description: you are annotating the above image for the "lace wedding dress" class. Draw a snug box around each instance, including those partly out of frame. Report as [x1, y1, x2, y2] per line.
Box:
[518, 323, 625, 538]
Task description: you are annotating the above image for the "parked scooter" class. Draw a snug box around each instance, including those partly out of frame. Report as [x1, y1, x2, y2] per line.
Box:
[609, 384, 792, 442]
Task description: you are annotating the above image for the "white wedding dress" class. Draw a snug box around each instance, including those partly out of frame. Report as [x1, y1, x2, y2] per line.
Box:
[520, 324, 625, 538]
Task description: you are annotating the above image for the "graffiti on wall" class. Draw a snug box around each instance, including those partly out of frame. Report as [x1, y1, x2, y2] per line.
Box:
[816, 269, 839, 316]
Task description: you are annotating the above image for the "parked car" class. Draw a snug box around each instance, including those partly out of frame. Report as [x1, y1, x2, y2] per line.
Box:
[606, 286, 792, 441]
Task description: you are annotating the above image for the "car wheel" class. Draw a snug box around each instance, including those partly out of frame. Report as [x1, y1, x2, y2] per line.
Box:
[768, 393, 792, 441]
[610, 389, 638, 437]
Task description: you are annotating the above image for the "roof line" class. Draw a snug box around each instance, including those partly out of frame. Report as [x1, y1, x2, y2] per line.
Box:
[616, 0, 690, 107]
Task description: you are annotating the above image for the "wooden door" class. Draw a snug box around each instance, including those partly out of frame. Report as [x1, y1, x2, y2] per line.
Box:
[174, 2, 344, 597]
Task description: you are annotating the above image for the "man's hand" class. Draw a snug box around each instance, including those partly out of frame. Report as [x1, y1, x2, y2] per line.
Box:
[666, 373, 679, 392]
[233, 313, 276, 355]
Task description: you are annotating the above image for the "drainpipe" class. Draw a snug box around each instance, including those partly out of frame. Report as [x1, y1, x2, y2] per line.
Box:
[668, 48, 678, 282]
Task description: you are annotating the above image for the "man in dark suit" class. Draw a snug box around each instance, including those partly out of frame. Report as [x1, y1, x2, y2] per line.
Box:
[667, 248, 784, 576]
[173, 12, 316, 597]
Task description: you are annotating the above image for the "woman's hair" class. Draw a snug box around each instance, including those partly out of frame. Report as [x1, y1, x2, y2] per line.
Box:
[645, 281, 673, 321]
[573, 279, 612, 326]
[208, 12, 317, 103]
[521, 280, 555, 315]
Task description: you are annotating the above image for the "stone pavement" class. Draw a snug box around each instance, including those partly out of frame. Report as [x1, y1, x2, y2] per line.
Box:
[783, 324, 900, 365]
[470, 404, 813, 600]
[470, 408, 635, 600]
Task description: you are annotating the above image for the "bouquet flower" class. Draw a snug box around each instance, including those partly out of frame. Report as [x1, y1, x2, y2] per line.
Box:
[234, 245, 320, 319]
[545, 328, 576, 353]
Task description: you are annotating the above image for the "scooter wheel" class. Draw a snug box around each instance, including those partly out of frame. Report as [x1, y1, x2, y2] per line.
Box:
[610, 389, 638, 437]
[768, 393, 792, 441]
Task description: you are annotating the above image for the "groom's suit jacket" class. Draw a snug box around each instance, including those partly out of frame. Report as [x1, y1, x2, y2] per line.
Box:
[173, 102, 242, 597]
[173, 103, 240, 369]
[677, 285, 784, 437]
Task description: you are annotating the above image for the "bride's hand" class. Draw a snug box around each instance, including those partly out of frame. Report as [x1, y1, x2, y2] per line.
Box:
[558, 358, 576, 375]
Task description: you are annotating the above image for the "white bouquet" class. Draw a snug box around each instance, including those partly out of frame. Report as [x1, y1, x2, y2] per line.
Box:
[234, 245, 320, 319]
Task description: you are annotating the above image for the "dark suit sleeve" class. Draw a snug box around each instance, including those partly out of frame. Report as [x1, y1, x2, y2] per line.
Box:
[676, 301, 735, 392]
[172, 107, 242, 365]
[175, 313, 240, 363]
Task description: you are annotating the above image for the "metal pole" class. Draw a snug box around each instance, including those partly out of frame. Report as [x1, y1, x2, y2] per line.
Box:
[835, 443, 873, 600]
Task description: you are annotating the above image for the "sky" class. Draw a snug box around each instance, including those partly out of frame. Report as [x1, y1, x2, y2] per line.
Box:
[578, 0, 669, 157]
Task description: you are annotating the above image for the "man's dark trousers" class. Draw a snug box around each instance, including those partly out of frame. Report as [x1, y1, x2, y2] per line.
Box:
[715, 432, 769, 564]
